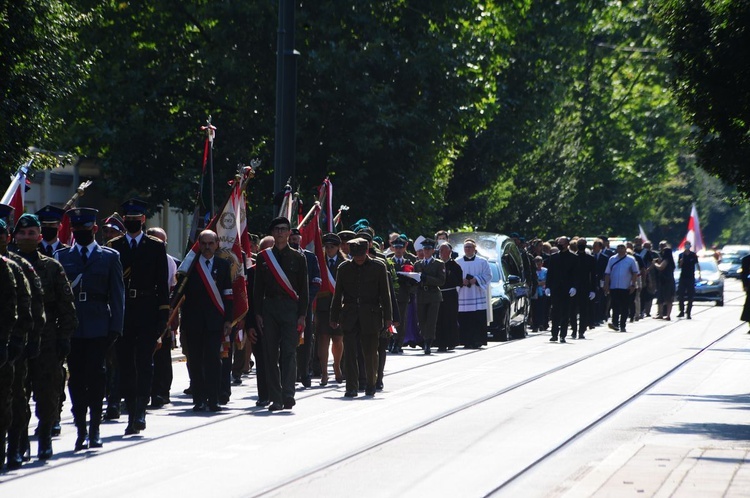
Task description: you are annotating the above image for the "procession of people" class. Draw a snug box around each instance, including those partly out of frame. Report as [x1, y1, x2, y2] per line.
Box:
[0, 187, 743, 472]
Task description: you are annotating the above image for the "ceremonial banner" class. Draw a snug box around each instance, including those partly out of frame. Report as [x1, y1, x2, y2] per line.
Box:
[1, 166, 28, 226]
[678, 204, 704, 253]
[299, 204, 334, 294]
[318, 178, 334, 233]
[638, 224, 650, 244]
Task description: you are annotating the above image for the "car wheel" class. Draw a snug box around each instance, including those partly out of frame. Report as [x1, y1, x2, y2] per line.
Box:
[716, 300, 724, 307]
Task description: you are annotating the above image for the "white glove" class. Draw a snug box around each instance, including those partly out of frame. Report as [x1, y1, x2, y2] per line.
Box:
[569, 288, 576, 297]
[545, 288, 551, 297]
[588, 291, 595, 300]
[415, 273, 422, 283]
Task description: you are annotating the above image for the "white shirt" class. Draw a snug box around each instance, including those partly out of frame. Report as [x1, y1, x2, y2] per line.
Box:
[456, 255, 492, 312]
[605, 254, 640, 290]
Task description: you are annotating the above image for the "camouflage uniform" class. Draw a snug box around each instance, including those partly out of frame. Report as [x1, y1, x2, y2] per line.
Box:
[0, 256, 30, 469]
[4, 251, 44, 469]
[22, 249, 77, 459]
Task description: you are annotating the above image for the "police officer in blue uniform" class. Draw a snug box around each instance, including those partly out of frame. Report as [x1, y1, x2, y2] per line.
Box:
[56, 208, 125, 450]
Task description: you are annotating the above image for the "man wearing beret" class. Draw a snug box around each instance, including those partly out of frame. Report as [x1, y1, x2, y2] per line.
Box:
[13, 213, 77, 461]
[57, 208, 125, 450]
[330, 238, 392, 397]
[253, 217, 308, 411]
[108, 199, 170, 434]
[0, 205, 44, 469]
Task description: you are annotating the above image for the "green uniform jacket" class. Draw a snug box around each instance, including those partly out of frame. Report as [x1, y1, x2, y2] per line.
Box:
[413, 257, 446, 304]
[387, 252, 417, 303]
[31, 252, 78, 343]
[330, 257, 392, 335]
[0, 256, 18, 345]
[254, 245, 309, 318]
[6, 254, 36, 344]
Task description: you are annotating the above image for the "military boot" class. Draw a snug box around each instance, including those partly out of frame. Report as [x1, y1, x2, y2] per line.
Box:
[123, 398, 139, 435]
[88, 420, 102, 448]
[135, 396, 148, 431]
[20, 429, 30, 462]
[5, 429, 22, 469]
[37, 424, 53, 460]
[74, 421, 88, 451]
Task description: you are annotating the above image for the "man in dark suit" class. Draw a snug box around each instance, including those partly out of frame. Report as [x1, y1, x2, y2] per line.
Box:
[330, 238, 392, 397]
[108, 199, 170, 434]
[315, 233, 346, 386]
[413, 239, 446, 355]
[57, 208, 125, 451]
[592, 238, 609, 325]
[253, 217, 308, 412]
[546, 236, 579, 343]
[572, 238, 597, 339]
[178, 230, 233, 412]
[289, 228, 320, 389]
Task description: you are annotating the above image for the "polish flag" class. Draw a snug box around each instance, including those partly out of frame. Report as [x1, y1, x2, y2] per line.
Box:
[298, 204, 334, 294]
[678, 204, 704, 253]
[638, 224, 650, 244]
[1, 168, 28, 226]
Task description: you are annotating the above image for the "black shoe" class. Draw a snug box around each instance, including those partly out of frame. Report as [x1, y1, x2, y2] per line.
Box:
[607, 323, 618, 331]
[677, 311, 685, 318]
[571, 333, 577, 339]
[89, 424, 103, 448]
[218, 394, 230, 405]
[301, 377, 312, 388]
[124, 422, 141, 435]
[74, 428, 89, 451]
[319, 377, 328, 387]
[103, 405, 121, 420]
[283, 398, 296, 410]
[365, 386, 376, 396]
[149, 396, 166, 409]
[549, 336, 558, 342]
[37, 425, 53, 460]
[192, 403, 207, 413]
[376, 381, 384, 391]
[51, 420, 61, 437]
[208, 404, 223, 412]
[620, 327, 627, 332]
[578, 334, 585, 340]
[560, 338, 567, 343]
[231, 376, 242, 386]
[344, 391, 358, 398]
[183, 387, 192, 395]
[268, 402, 284, 412]
[255, 399, 271, 407]
[686, 314, 691, 320]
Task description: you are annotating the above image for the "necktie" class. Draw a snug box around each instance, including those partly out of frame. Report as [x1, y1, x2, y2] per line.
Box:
[45, 245, 54, 257]
[328, 258, 335, 272]
[81, 246, 88, 264]
[205, 258, 211, 271]
[130, 238, 137, 250]
[397, 258, 403, 265]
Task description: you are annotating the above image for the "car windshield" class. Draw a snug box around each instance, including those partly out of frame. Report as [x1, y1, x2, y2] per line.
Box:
[721, 255, 744, 264]
[698, 259, 718, 272]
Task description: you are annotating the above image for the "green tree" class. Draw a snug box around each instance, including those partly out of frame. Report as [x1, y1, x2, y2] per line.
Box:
[659, 0, 750, 198]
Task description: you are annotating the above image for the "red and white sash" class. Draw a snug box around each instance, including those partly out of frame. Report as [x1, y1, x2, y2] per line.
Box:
[196, 258, 225, 315]
[260, 248, 299, 301]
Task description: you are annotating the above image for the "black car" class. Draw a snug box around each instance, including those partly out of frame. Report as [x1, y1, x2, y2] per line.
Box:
[448, 232, 530, 341]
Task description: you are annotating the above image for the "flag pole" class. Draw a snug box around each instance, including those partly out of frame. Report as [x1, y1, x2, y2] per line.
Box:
[298, 202, 321, 228]
[201, 116, 217, 218]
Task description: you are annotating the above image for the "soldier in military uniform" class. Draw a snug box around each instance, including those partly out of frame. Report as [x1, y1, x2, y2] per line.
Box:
[253, 217, 308, 412]
[57, 208, 125, 451]
[289, 228, 320, 389]
[101, 213, 125, 243]
[107, 199, 169, 435]
[330, 238, 392, 398]
[386, 236, 416, 354]
[413, 239, 446, 355]
[0, 220, 20, 470]
[36, 205, 70, 437]
[13, 213, 77, 460]
[0, 205, 44, 470]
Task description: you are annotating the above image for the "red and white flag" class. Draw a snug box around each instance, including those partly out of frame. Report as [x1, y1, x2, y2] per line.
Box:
[298, 204, 334, 294]
[1, 166, 28, 226]
[318, 178, 334, 233]
[678, 203, 704, 253]
[638, 224, 650, 244]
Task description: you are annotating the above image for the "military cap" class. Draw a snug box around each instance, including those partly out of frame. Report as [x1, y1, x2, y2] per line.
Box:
[121, 198, 149, 216]
[421, 238, 436, 249]
[356, 230, 373, 243]
[290, 227, 301, 236]
[0, 203, 13, 221]
[103, 212, 125, 232]
[348, 237, 369, 256]
[322, 233, 341, 246]
[36, 205, 66, 223]
[66, 207, 99, 227]
[391, 237, 407, 248]
[337, 230, 357, 242]
[14, 213, 41, 232]
[349, 218, 370, 233]
[268, 216, 291, 233]
[0, 218, 7, 234]
[509, 232, 521, 239]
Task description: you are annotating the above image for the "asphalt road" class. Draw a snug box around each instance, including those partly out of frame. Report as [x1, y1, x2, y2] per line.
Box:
[1, 280, 748, 498]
